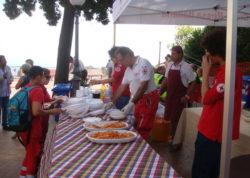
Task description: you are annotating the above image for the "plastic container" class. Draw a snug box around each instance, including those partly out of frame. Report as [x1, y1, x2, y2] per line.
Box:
[52, 83, 72, 97]
[103, 84, 112, 103]
[151, 104, 170, 142]
[100, 84, 106, 100]
[151, 115, 171, 142]
[51, 83, 72, 121]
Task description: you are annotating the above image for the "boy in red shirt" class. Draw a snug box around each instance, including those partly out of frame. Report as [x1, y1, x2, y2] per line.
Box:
[18, 66, 61, 177]
[192, 29, 242, 177]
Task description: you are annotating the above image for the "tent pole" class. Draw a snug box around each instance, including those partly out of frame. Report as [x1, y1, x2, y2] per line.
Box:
[113, 23, 116, 46]
[219, 0, 237, 178]
[158, 41, 162, 65]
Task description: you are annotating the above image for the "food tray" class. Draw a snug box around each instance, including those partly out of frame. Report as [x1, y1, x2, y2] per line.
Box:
[83, 117, 102, 123]
[86, 130, 137, 144]
[84, 121, 129, 131]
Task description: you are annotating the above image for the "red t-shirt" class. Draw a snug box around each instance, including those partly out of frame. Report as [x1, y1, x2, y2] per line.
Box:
[198, 65, 242, 142]
[40, 84, 51, 102]
[112, 64, 130, 96]
[23, 84, 44, 139]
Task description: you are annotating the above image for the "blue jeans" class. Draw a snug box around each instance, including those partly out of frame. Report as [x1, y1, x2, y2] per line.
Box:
[116, 96, 130, 110]
[192, 132, 221, 178]
[0, 96, 9, 127]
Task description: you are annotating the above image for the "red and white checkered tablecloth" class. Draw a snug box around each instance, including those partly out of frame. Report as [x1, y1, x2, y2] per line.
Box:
[39, 116, 180, 178]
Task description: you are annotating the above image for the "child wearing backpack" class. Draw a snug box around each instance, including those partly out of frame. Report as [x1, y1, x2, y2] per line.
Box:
[13, 66, 61, 177]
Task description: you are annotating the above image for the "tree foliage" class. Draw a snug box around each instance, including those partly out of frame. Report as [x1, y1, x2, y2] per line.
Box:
[3, 0, 113, 83]
[174, 26, 250, 67]
[174, 26, 197, 47]
[3, 0, 113, 25]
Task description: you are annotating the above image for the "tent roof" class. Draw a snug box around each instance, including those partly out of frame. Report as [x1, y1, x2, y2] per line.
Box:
[113, 0, 250, 27]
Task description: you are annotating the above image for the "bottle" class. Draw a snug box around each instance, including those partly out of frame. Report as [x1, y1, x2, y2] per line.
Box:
[100, 84, 106, 100]
[104, 84, 111, 102]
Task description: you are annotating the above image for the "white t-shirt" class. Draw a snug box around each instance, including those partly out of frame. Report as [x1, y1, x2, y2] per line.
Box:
[122, 56, 157, 96]
[165, 60, 195, 87]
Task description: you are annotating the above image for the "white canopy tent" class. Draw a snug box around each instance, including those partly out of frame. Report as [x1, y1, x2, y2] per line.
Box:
[112, 0, 250, 178]
[113, 0, 250, 26]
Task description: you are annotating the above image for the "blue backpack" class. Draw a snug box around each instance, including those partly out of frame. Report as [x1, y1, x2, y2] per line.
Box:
[6, 86, 36, 132]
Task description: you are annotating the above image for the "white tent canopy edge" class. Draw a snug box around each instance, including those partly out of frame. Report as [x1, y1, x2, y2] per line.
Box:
[113, 0, 250, 27]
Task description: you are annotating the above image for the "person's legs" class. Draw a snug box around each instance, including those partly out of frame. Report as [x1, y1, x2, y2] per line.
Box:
[115, 96, 130, 110]
[192, 132, 221, 178]
[1, 96, 9, 128]
[25, 138, 43, 176]
[18, 132, 43, 177]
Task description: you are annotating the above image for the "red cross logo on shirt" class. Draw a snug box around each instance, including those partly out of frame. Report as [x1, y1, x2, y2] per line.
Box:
[216, 83, 225, 93]
[142, 66, 148, 75]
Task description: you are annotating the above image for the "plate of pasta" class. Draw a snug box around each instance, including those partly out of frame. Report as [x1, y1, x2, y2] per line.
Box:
[84, 121, 129, 131]
[86, 130, 137, 144]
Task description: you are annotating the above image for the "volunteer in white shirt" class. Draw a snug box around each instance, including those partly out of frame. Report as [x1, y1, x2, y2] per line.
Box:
[160, 46, 196, 150]
[112, 47, 159, 140]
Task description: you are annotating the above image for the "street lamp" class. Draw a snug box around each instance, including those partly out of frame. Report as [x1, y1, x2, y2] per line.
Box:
[70, 0, 86, 97]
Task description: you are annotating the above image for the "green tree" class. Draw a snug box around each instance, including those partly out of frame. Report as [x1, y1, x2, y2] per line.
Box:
[175, 26, 250, 67]
[237, 28, 250, 62]
[174, 26, 197, 47]
[183, 26, 216, 66]
[3, 0, 113, 83]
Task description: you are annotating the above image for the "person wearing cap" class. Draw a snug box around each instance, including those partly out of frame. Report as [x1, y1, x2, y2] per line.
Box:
[112, 47, 159, 140]
[192, 28, 242, 178]
[160, 45, 196, 150]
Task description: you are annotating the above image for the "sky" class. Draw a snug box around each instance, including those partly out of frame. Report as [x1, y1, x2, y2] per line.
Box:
[0, 2, 177, 68]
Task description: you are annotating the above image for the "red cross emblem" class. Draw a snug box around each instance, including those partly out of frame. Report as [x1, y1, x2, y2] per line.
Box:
[142, 66, 148, 75]
[216, 83, 225, 93]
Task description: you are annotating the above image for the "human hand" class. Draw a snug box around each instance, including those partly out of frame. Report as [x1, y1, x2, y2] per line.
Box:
[89, 80, 99, 85]
[51, 108, 61, 115]
[55, 98, 64, 103]
[3, 72, 8, 79]
[8, 80, 13, 84]
[202, 54, 212, 77]
[104, 102, 114, 111]
[121, 102, 135, 116]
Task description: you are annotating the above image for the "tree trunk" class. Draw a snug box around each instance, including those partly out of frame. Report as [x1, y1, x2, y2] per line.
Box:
[54, 2, 74, 84]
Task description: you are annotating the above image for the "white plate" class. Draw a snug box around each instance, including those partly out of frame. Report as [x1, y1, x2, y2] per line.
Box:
[87, 130, 137, 144]
[109, 110, 126, 120]
[84, 121, 129, 131]
[83, 117, 102, 123]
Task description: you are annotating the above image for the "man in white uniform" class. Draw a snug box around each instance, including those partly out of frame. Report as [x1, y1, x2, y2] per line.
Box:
[112, 47, 159, 140]
[160, 46, 196, 150]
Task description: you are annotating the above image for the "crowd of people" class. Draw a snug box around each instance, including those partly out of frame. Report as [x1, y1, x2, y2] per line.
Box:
[0, 57, 62, 177]
[0, 28, 243, 177]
